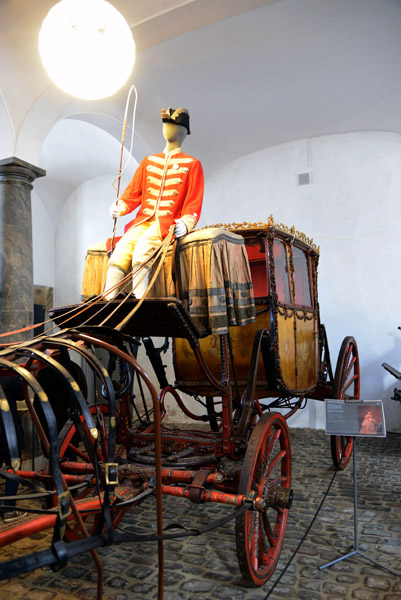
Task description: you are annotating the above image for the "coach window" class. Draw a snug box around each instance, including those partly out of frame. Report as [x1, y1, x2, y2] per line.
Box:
[245, 237, 268, 298]
[292, 245, 312, 307]
[273, 239, 291, 304]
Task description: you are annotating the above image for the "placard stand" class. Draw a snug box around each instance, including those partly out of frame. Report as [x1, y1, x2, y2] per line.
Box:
[320, 436, 399, 575]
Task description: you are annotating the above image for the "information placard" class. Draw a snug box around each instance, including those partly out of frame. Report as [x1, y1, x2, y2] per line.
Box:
[325, 399, 386, 437]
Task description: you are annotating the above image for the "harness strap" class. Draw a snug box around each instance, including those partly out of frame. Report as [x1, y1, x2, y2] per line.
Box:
[0, 386, 20, 472]
[0, 502, 251, 580]
[188, 469, 211, 504]
[15, 347, 98, 445]
[0, 468, 47, 494]
[0, 358, 69, 549]
[41, 335, 118, 544]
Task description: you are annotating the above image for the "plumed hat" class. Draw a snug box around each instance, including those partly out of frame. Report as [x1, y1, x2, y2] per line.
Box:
[161, 107, 191, 135]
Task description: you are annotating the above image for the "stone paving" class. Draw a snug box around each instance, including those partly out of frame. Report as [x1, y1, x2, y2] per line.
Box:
[0, 428, 400, 600]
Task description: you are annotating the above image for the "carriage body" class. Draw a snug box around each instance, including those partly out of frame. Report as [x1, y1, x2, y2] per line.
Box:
[174, 223, 321, 399]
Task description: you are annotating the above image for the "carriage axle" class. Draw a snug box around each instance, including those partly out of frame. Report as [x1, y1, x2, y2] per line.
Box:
[160, 484, 266, 511]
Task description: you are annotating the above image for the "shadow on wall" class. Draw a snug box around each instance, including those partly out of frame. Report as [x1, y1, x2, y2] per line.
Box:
[0, 93, 15, 157]
[360, 333, 401, 434]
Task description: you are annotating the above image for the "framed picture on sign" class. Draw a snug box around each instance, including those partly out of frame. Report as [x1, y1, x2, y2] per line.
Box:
[325, 399, 386, 438]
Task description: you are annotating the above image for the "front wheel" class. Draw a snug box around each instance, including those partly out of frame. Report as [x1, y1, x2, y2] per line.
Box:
[58, 403, 127, 540]
[235, 413, 292, 586]
[330, 336, 360, 470]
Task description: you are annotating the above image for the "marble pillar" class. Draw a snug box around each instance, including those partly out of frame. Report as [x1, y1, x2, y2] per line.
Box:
[0, 157, 46, 343]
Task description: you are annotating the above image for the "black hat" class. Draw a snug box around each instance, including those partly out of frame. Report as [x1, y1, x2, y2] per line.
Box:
[161, 107, 191, 135]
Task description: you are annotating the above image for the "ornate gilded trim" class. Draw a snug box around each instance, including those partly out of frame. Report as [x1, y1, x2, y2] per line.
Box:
[201, 214, 320, 254]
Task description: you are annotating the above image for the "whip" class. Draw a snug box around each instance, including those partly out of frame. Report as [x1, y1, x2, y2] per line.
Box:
[110, 84, 138, 254]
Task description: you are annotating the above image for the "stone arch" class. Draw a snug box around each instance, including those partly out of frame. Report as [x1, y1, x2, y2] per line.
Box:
[0, 92, 15, 157]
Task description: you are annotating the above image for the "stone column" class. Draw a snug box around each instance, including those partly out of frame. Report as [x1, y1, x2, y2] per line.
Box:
[0, 157, 46, 343]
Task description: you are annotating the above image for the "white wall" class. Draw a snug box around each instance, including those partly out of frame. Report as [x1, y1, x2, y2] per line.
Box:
[54, 170, 136, 307]
[202, 131, 401, 432]
[32, 190, 54, 287]
[34, 117, 136, 306]
[0, 93, 14, 157]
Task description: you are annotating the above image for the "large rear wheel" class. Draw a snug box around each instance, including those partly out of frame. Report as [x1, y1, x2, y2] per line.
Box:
[330, 336, 360, 470]
[235, 412, 292, 586]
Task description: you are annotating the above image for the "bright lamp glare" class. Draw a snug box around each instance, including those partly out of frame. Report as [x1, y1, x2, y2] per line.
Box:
[39, 0, 135, 100]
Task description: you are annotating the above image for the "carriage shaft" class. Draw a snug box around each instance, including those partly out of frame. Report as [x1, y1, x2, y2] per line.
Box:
[160, 468, 222, 484]
[160, 484, 264, 510]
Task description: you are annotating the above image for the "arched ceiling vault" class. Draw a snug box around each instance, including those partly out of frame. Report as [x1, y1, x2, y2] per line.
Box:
[2, 0, 401, 219]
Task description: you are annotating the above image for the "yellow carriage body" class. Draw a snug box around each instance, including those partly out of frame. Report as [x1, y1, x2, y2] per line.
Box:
[173, 223, 320, 398]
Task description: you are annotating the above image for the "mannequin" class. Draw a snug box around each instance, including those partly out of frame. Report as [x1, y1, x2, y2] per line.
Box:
[104, 107, 204, 299]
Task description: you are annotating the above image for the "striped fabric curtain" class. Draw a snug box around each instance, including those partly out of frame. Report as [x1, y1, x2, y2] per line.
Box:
[150, 228, 256, 336]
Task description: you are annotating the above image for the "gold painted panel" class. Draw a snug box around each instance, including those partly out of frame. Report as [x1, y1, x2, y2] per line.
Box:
[276, 312, 296, 391]
[174, 305, 270, 395]
[295, 313, 318, 390]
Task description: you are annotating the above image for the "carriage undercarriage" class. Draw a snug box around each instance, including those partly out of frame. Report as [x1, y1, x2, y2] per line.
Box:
[0, 222, 360, 597]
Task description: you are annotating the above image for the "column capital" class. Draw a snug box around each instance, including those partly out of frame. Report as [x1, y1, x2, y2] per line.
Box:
[0, 156, 46, 186]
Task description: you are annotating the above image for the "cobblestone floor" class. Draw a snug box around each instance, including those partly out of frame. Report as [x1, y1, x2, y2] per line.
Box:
[0, 428, 400, 600]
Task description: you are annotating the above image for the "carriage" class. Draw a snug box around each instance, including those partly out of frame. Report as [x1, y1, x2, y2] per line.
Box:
[0, 216, 360, 595]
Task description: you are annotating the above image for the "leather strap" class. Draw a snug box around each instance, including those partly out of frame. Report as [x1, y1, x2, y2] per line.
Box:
[188, 469, 210, 503]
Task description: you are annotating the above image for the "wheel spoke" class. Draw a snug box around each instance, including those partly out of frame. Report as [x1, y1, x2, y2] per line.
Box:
[249, 512, 259, 570]
[261, 510, 275, 546]
[342, 355, 357, 390]
[97, 410, 108, 459]
[265, 448, 287, 477]
[66, 443, 92, 463]
[266, 427, 281, 458]
[342, 372, 358, 397]
[258, 427, 280, 480]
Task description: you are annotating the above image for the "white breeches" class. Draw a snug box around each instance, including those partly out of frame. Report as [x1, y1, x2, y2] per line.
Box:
[109, 221, 163, 273]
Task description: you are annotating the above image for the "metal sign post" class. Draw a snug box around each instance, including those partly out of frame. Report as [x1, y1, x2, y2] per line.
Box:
[320, 399, 399, 575]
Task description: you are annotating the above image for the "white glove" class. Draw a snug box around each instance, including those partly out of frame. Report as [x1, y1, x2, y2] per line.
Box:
[110, 201, 125, 219]
[174, 218, 187, 238]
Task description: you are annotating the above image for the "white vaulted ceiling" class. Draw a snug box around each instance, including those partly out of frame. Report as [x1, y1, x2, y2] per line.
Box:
[2, 0, 401, 221]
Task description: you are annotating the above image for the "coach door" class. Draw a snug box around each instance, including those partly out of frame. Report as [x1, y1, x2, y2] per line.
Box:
[272, 239, 318, 393]
[291, 244, 318, 391]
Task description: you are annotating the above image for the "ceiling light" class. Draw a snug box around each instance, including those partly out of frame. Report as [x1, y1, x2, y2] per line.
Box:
[39, 0, 135, 100]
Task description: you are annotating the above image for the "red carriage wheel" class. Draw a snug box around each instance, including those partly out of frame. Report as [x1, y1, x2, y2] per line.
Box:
[330, 336, 360, 470]
[57, 404, 127, 541]
[58, 403, 126, 464]
[235, 412, 292, 587]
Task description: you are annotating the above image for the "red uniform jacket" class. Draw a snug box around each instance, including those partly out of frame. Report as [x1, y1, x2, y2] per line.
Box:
[119, 148, 204, 239]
